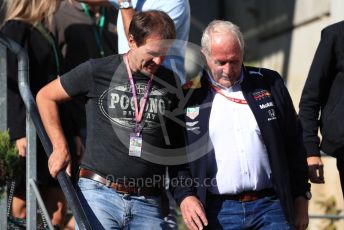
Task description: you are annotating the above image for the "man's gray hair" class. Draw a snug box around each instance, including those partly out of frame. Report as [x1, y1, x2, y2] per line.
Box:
[201, 20, 245, 55]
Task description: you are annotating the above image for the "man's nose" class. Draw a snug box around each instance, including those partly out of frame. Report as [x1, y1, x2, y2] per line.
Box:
[222, 62, 230, 75]
[152, 56, 164, 65]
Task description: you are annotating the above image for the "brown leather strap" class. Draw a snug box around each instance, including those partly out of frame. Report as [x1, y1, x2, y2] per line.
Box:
[209, 188, 276, 202]
[79, 168, 161, 196]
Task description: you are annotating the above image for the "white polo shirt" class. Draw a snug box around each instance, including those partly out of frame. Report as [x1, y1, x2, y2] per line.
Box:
[208, 77, 272, 195]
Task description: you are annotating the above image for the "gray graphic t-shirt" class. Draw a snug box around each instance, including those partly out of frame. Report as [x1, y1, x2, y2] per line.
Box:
[60, 54, 186, 183]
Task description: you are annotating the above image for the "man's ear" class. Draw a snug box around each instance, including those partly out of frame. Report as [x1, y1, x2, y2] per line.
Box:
[128, 34, 137, 49]
[200, 49, 210, 70]
[200, 49, 207, 62]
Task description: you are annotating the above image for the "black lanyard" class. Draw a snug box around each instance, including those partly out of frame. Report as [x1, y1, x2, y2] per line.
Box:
[35, 22, 60, 74]
[81, 3, 106, 57]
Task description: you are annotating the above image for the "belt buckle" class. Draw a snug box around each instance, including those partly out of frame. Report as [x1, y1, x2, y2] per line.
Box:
[238, 193, 254, 202]
[238, 194, 245, 202]
[119, 183, 129, 194]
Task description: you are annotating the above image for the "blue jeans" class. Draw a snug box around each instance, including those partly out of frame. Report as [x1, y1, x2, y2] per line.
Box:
[205, 195, 292, 230]
[75, 178, 167, 229]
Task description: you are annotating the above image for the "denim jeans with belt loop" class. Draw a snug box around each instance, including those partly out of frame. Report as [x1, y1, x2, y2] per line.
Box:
[205, 194, 292, 230]
[75, 178, 168, 230]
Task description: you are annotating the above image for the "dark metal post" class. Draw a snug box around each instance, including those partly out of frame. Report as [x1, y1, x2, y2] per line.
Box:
[0, 41, 8, 230]
[26, 114, 37, 229]
[0, 42, 7, 131]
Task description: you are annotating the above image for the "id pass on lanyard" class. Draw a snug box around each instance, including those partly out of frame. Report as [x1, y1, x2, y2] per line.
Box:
[124, 54, 154, 157]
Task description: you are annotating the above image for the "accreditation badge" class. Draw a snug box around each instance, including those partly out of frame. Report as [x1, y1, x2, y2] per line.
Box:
[129, 133, 143, 157]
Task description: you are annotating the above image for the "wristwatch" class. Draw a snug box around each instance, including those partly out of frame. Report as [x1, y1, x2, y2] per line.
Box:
[304, 191, 312, 200]
[119, 0, 133, 9]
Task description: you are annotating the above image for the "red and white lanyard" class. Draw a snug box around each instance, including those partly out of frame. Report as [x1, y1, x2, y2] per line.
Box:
[210, 84, 247, 104]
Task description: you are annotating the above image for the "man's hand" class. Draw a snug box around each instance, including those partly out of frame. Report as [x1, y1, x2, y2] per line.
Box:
[15, 137, 27, 157]
[294, 196, 309, 230]
[307, 156, 324, 183]
[48, 147, 71, 178]
[180, 196, 208, 230]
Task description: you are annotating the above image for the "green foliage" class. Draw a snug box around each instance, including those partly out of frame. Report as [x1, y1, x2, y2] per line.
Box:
[243, 60, 258, 67]
[0, 130, 22, 198]
[177, 209, 188, 230]
[316, 196, 342, 230]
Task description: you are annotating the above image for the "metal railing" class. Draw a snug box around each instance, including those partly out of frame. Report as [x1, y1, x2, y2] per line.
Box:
[0, 32, 91, 229]
[0, 30, 8, 230]
[310, 214, 344, 220]
[309, 154, 344, 221]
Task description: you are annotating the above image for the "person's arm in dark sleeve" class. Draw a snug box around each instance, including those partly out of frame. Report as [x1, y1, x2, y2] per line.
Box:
[164, 97, 196, 203]
[275, 75, 311, 197]
[299, 27, 336, 157]
[169, 163, 208, 230]
[298, 26, 339, 185]
[168, 163, 196, 205]
[2, 21, 29, 142]
[274, 75, 310, 230]
[2, 21, 32, 157]
[166, 94, 208, 229]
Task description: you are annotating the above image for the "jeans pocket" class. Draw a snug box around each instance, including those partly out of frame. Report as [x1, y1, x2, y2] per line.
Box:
[77, 178, 103, 191]
[143, 195, 161, 207]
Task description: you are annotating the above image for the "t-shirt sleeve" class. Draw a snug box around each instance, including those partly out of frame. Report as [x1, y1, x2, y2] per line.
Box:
[60, 60, 93, 97]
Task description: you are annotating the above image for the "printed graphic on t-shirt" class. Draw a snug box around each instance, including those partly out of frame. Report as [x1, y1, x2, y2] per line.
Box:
[99, 81, 172, 132]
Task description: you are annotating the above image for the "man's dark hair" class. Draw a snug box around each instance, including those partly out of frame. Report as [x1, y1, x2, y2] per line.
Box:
[129, 10, 176, 46]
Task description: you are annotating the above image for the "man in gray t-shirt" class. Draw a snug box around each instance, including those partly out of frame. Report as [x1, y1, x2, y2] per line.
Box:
[36, 10, 188, 229]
